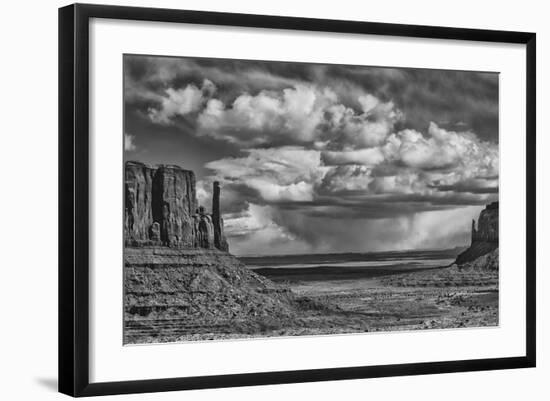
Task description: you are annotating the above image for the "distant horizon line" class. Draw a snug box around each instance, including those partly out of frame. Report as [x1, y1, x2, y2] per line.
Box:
[235, 245, 468, 259]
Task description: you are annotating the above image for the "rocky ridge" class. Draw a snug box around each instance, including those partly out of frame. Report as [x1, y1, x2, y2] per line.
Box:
[124, 247, 325, 343]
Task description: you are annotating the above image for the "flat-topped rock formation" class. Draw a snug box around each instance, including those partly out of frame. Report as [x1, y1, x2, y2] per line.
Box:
[125, 161, 228, 251]
[124, 161, 320, 343]
[455, 201, 499, 266]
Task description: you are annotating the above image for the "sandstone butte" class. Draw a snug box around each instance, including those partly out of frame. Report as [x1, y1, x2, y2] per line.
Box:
[123, 161, 322, 343]
[455, 201, 499, 268]
[123, 161, 499, 343]
[124, 161, 228, 251]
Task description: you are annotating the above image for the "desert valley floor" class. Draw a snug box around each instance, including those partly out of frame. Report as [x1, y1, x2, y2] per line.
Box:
[124, 248, 498, 343]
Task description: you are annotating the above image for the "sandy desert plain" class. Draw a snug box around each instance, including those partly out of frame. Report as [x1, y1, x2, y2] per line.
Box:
[124, 247, 499, 343]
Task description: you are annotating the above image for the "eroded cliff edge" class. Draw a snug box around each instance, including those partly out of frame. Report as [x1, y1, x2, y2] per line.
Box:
[455, 201, 499, 266]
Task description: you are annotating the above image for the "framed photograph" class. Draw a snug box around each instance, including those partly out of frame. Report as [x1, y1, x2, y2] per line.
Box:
[58, 3, 536, 397]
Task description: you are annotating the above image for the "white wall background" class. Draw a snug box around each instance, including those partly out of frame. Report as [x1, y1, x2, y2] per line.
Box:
[0, 0, 546, 400]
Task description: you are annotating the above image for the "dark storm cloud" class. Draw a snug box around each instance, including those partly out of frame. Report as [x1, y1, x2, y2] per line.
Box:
[226, 204, 485, 255]
[259, 191, 497, 219]
[124, 54, 499, 255]
[322, 65, 499, 142]
[125, 56, 498, 142]
[431, 181, 499, 194]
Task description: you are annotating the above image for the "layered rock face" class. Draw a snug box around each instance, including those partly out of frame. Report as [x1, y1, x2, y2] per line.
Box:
[455, 201, 499, 265]
[124, 161, 228, 251]
[152, 165, 197, 247]
[471, 201, 498, 243]
[125, 162, 155, 242]
[124, 247, 307, 343]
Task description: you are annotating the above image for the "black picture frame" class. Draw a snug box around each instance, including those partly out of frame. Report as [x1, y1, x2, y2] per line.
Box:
[58, 3, 536, 397]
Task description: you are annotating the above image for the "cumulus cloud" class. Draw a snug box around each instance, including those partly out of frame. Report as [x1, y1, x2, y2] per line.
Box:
[321, 148, 385, 166]
[394, 123, 492, 170]
[124, 132, 136, 151]
[205, 146, 327, 203]
[126, 55, 498, 140]
[198, 83, 402, 148]
[202, 122, 497, 210]
[321, 123, 497, 194]
[146, 79, 402, 149]
[147, 79, 216, 124]
[124, 55, 499, 254]
[198, 121, 498, 255]
[197, 85, 334, 146]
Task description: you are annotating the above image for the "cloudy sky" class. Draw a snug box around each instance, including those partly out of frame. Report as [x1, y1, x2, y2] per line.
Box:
[124, 55, 499, 256]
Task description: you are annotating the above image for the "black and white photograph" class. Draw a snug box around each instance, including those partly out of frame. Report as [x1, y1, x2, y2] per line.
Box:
[123, 54, 499, 344]
[0, 0, 542, 399]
